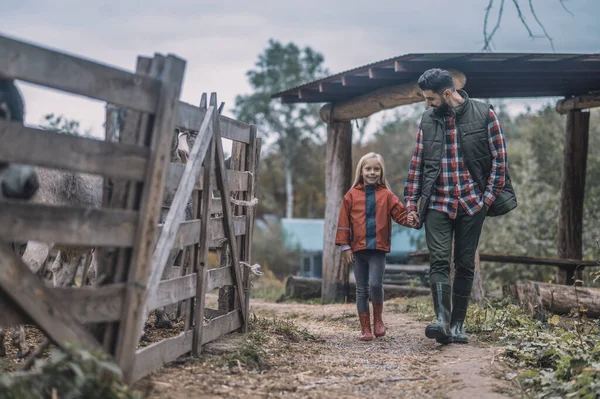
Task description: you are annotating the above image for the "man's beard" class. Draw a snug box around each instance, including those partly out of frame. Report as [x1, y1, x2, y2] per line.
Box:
[433, 99, 450, 116]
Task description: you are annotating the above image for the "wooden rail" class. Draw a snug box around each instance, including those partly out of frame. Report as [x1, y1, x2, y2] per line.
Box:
[408, 251, 599, 268]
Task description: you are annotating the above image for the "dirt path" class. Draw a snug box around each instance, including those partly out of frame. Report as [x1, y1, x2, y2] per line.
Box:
[134, 297, 518, 398]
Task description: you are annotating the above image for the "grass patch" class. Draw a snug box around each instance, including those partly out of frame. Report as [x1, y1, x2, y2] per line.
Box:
[0, 345, 140, 399]
[250, 267, 285, 301]
[400, 295, 600, 397]
[206, 314, 317, 372]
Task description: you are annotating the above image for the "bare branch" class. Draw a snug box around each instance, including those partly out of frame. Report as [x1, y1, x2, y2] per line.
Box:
[482, 0, 506, 52]
[482, 0, 571, 52]
[559, 0, 575, 16]
[529, 0, 555, 52]
[483, 0, 495, 52]
[512, 0, 537, 39]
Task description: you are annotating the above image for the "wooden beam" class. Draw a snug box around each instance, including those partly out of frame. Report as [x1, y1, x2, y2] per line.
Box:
[165, 163, 249, 192]
[115, 55, 186, 384]
[319, 82, 363, 94]
[156, 216, 246, 248]
[556, 94, 600, 114]
[342, 75, 384, 87]
[192, 134, 214, 356]
[0, 121, 149, 180]
[0, 34, 161, 113]
[369, 67, 399, 79]
[132, 330, 193, 382]
[212, 93, 248, 327]
[408, 250, 598, 268]
[148, 274, 197, 311]
[0, 244, 102, 351]
[557, 109, 590, 285]
[177, 101, 252, 144]
[321, 70, 466, 122]
[0, 201, 138, 247]
[321, 120, 353, 303]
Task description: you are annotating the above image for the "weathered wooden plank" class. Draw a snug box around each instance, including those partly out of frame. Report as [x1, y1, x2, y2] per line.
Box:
[201, 310, 243, 345]
[140, 102, 215, 348]
[212, 93, 247, 327]
[322, 120, 353, 302]
[206, 267, 234, 292]
[0, 34, 161, 113]
[177, 101, 251, 143]
[0, 201, 138, 247]
[242, 128, 260, 332]
[556, 94, 600, 114]
[155, 216, 247, 248]
[193, 133, 215, 356]
[52, 285, 125, 323]
[148, 274, 197, 311]
[0, 244, 102, 351]
[0, 121, 149, 180]
[557, 110, 590, 285]
[116, 55, 186, 384]
[408, 250, 599, 268]
[165, 163, 248, 192]
[1, 284, 126, 327]
[132, 330, 193, 382]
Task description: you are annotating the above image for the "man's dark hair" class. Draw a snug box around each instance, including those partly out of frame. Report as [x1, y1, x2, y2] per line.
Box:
[417, 68, 455, 94]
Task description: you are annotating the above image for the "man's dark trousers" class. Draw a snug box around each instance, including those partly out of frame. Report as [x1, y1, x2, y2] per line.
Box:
[425, 206, 487, 291]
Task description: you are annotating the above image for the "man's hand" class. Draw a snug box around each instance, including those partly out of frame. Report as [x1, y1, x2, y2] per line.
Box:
[407, 211, 420, 228]
[342, 249, 354, 265]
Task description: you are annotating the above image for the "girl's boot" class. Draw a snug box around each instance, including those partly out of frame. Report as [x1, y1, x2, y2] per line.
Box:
[372, 303, 386, 337]
[358, 312, 373, 341]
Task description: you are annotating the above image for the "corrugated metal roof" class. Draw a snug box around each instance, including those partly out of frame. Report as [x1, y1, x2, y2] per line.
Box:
[271, 52, 600, 104]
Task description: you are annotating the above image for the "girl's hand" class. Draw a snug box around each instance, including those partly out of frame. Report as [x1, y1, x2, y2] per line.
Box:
[407, 212, 419, 228]
[342, 249, 354, 265]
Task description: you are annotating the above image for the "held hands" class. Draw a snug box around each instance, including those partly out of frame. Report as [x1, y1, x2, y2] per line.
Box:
[342, 249, 354, 265]
[407, 211, 419, 228]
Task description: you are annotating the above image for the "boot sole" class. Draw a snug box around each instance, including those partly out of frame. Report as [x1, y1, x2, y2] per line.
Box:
[425, 325, 451, 342]
[452, 337, 468, 344]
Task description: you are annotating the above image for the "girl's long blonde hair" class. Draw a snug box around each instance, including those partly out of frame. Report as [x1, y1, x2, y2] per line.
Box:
[351, 152, 391, 189]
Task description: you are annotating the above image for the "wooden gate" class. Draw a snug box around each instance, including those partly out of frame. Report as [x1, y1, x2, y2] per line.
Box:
[130, 91, 261, 382]
[0, 34, 261, 384]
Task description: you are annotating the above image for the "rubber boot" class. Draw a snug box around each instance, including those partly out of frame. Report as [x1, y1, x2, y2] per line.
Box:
[450, 288, 470, 344]
[425, 282, 452, 344]
[358, 312, 373, 341]
[372, 303, 386, 337]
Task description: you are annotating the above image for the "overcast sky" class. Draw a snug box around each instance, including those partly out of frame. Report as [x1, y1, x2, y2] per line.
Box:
[2, 0, 599, 139]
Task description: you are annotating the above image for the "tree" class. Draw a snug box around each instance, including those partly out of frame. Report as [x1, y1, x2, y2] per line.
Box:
[482, 0, 574, 52]
[233, 39, 328, 219]
[41, 113, 94, 137]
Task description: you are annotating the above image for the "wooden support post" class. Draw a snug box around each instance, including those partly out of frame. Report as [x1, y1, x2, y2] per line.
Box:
[557, 109, 590, 285]
[241, 126, 260, 332]
[115, 55, 186, 383]
[192, 136, 214, 356]
[321, 106, 353, 303]
[211, 93, 248, 327]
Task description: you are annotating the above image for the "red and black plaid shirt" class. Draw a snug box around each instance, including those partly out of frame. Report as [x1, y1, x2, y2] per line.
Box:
[404, 108, 507, 219]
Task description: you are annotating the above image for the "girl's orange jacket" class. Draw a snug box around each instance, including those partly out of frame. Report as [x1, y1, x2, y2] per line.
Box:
[336, 183, 410, 253]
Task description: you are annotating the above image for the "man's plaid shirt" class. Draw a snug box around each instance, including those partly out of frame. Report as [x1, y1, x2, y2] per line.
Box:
[403, 108, 507, 219]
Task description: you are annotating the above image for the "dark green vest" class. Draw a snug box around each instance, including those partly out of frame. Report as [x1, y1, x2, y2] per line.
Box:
[418, 90, 517, 221]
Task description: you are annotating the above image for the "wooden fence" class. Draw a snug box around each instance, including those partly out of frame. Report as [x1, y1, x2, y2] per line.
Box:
[0, 34, 261, 384]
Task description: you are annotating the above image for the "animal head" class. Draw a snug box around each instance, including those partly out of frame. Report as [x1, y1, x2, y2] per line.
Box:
[0, 79, 39, 199]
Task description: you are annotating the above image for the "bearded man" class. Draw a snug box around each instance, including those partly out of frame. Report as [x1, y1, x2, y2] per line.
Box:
[404, 68, 516, 344]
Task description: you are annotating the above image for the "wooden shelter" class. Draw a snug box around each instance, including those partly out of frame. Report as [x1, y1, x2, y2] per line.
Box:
[272, 52, 600, 302]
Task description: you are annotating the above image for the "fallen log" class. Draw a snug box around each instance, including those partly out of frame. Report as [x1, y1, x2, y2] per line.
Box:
[504, 281, 600, 318]
[284, 276, 430, 301]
